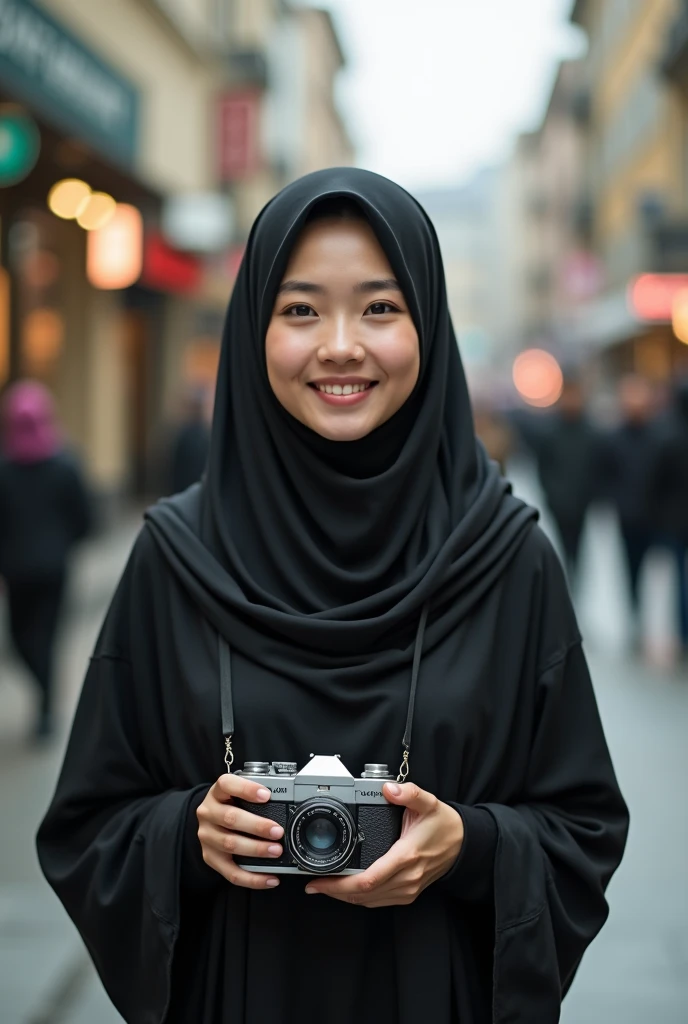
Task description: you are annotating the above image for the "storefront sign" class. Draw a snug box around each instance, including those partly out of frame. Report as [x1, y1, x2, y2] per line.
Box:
[162, 193, 235, 253]
[142, 233, 201, 295]
[0, 0, 139, 166]
[218, 90, 261, 180]
[0, 106, 39, 183]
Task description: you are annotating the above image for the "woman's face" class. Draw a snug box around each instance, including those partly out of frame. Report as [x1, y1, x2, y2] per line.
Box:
[265, 217, 420, 441]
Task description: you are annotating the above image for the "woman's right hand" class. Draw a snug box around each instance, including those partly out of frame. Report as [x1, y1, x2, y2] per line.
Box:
[196, 774, 283, 889]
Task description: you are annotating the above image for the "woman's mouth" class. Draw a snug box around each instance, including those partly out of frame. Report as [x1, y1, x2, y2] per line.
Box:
[308, 381, 378, 406]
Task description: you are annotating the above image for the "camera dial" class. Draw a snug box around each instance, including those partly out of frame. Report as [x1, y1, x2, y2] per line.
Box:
[242, 761, 270, 774]
[271, 761, 297, 775]
[361, 764, 393, 779]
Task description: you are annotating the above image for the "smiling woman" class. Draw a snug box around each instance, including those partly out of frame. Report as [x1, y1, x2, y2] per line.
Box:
[266, 200, 420, 440]
[37, 168, 628, 1024]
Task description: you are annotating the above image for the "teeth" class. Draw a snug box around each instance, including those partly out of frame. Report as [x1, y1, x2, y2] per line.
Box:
[315, 382, 370, 395]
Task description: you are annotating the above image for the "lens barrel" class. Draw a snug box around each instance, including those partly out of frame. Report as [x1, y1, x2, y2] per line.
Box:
[288, 797, 358, 874]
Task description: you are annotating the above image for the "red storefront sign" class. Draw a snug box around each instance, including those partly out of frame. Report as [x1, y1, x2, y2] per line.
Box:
[141, 233, 201, 294]
[218, 91, 261, 181]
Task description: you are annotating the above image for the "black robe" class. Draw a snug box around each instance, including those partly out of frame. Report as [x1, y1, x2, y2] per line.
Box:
[37, 168, 627, 1023]
[36, 521, 627, 1024]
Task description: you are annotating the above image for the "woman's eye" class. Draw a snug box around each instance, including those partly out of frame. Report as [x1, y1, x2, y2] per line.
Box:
[366, 302, 397, 315]
[286, 304, 317, 317]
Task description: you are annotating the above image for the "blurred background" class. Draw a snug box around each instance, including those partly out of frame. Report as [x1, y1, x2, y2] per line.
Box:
[0, 1, 686, 1021]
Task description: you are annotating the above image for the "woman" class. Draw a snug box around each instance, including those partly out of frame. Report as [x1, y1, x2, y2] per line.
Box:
[37, 169, 628, 1023]
[0, 381, 91, 738]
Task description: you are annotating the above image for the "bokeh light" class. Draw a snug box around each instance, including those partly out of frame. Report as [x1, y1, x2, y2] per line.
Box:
[671, 288, 688, 344]
[77, 191, 116, 231]
[512, 348, 563, 408]
[47, 178, 91, 219]
[86, 203, 143, 289]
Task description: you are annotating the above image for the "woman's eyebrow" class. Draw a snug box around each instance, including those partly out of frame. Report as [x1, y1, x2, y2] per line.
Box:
[354, 278, 401, 293]
[277, 280, 325, 294]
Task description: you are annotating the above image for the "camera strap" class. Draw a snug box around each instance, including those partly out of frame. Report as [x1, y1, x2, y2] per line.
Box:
[218, 600, 430, 783]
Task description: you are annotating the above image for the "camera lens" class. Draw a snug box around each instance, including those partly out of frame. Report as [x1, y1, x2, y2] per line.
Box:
[288, 797, 358, 874]
[304, 816, 338, 851]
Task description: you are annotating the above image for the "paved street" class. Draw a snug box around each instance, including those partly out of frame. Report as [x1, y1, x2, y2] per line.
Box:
[1, 467, 687, 1022]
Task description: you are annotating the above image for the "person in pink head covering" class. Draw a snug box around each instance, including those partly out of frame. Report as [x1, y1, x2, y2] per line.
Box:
[0, 381, 91, 739]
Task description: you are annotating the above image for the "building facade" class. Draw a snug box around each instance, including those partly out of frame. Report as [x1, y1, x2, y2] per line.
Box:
[566, 0, 688, 381]
[0, 0, 352, 501]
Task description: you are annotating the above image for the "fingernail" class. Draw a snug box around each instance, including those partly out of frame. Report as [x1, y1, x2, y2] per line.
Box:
[267, 845, 282, 856]
[305, 886, 317, 895]
[266, 878, 279, 887]
[257, 788, 271, 801]
[269, 826, 284, 839]
[386, 783, 401, 796]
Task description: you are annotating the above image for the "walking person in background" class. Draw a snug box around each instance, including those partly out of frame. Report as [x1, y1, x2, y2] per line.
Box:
[533, 373, 602, 586]
[652, 377, 688, 661]
[0, 381, 91, 738]
[165, 385, 212, 495]
[603, 375, 659, 651]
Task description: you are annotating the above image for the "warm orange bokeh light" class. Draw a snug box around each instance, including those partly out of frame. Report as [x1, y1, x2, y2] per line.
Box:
[513, 349, 564, 408]
[77, 191, 116, 231]
[86, 204, 143, 289]
[48, 179, 91, 219]
[671, 288, 688, 345]
[628, 274, 688, 322]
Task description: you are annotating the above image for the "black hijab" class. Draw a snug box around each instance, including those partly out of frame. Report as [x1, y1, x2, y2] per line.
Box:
[146, 167, 536, 667]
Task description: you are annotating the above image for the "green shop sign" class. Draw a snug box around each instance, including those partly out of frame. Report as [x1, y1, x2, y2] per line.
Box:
[0, 0, 139, 167]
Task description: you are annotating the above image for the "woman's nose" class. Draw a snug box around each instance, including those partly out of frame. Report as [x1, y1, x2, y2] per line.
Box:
[318, 316, 365, 363]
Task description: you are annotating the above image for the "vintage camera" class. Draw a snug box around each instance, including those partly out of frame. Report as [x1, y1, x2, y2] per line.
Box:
[234, 754, 403, 875]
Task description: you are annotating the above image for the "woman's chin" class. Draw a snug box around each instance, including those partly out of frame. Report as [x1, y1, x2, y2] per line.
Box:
[308, 414, 376, 442]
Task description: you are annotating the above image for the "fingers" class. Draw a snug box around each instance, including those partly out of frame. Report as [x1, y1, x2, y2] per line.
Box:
[306, 839, 412, 898]
[213, 773, 273, 805]
[382, 781, 438, 814]
[198, 798, 284, 841]
[201, 848, 280, 890]
[199, 822, 283, 861]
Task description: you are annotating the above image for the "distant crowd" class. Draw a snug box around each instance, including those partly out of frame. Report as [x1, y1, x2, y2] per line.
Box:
[476, 373, 688, 661]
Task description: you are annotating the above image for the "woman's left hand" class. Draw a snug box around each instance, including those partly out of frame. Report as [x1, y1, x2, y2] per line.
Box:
[304, 782, 464, 908]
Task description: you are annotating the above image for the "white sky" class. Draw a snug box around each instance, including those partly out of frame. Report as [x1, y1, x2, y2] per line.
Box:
[304, 0, 584, 192]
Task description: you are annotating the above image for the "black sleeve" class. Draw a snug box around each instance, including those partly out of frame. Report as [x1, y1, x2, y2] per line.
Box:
[484, 641, 628, 1016]
[61, 455, 94, 543]
[36, 540, 216, 1024]
[437, 803, 498, 903]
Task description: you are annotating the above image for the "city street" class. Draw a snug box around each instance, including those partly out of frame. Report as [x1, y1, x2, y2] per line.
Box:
[1, 468, 687, 1023]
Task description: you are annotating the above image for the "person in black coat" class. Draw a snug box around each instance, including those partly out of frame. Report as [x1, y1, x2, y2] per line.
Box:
[652, 377, 688, 655]
[0, 381, 91, 737]
[533, 375, 602, 585]
[603, 375, 660, 646]
[166, 386, 211, 494]
[36, 170, 627, 1024]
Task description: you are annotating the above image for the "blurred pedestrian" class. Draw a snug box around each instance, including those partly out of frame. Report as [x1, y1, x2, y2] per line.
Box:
[38, 170, 626, 1024]
[603, 375, 659, 647]
[0, 381, 91, 738]
[652, 376, 688, 657]
[533, 373, 602, 585]
[165, 385, 211, 494]
[472, 395, 513, 474]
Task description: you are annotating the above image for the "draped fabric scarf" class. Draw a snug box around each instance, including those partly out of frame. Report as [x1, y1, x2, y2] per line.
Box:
[145, 167, 536, 669]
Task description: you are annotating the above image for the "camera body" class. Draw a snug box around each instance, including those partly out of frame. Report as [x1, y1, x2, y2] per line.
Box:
[234, 754, 402, 875]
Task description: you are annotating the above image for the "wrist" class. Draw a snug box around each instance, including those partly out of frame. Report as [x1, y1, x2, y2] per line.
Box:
[442, 801, 465, 869]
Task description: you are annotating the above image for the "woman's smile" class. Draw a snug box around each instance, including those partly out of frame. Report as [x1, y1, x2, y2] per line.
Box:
[308, 378, 379, 405]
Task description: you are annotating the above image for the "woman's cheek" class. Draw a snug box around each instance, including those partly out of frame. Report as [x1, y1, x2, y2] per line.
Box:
[369, 325, 420, 379]
[266, 324, 314, 382]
